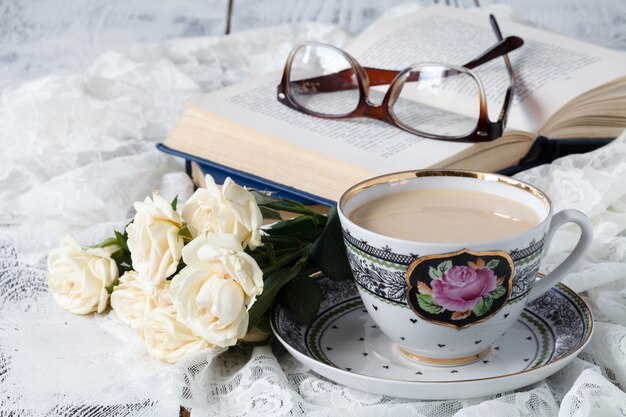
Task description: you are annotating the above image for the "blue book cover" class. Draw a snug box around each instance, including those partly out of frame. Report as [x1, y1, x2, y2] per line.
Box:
[157, 143, 335, 206]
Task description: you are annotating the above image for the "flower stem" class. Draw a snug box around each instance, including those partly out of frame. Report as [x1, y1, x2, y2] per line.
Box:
[261, 244, 311, 276]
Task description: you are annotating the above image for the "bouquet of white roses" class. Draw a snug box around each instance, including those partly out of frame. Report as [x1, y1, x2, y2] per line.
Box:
[47, 174, 351, 363]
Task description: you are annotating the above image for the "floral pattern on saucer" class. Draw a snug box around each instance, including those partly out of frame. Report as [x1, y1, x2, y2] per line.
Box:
[271, 275, 592, 399]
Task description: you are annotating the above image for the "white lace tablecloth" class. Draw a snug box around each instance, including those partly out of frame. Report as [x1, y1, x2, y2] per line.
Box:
[1, 5, 626, 417]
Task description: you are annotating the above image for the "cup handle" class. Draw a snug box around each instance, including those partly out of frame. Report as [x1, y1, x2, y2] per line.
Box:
[527, 209, 593, 301]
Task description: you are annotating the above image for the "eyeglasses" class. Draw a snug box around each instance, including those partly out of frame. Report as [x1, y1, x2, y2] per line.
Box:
[277, 15, 523, 143]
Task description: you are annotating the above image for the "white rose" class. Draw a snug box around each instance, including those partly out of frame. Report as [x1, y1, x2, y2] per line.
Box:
[47, 236, 118, 315]
[170, 264, 251, 348]
[110, 270, 173, 329]
[154, 280, 176, 315]
[181, 175, 263, 250]
[139, 307, 210, 364]
[182, 233, 263, 306]
[127, 192, 184, 287]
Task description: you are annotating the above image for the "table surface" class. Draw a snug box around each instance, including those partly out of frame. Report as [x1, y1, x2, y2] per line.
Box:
[2, 0, 626, 92]
[2, 1, 625, 416]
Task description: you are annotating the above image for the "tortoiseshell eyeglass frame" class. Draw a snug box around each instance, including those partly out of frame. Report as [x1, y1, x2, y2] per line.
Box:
[277, 15, 523, 143]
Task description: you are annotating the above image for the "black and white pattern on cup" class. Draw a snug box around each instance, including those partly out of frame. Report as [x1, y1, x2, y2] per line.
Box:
[343, 229, 545, 265]
[510, 261, 542, 302]
[346, 249, 407, 303]
[344, 230, 546, 305]
[342, 229, 416, 265]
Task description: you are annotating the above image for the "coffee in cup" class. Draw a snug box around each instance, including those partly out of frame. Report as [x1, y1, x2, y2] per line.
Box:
[349, 188, 541, 243]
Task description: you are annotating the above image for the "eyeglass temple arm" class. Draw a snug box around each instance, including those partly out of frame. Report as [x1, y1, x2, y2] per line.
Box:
[400, 32, 521, 84]
[487, 14, 516, 127]
[287, 34, 522, 94]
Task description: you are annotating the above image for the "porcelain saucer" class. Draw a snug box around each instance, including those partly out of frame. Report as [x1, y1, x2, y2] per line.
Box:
[271, 275, 593, 400]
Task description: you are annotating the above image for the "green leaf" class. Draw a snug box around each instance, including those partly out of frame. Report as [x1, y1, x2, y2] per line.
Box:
[172, 260, 186, 277]
[258, 197, 326, 219]
[417, 294, 443, 314]
[277, 276, 323, 324]
[97, 237, 119, 248]
[261, 246, 310, 276]
[254, 316, 272, 334]
[250, 190, 282, 206]
[111, 248, 124, 263]
[108, 229, 132, 272]
[485, 259, 500, 269]
[473, 296, 493, 317]
[105, 277, 120, 294]
[248, 261, 306, 329]
[438, 260, 453, 274]
[171, 195, 178, 211]
[265, 215, 325, 242]
[177, 225, 193, 243]
[114, 230, 129, 251]
[308, 206, 353, 281]
[429, 266, 443, 280]
[260, 206, 282, 220]
[489, 285, 507, 299]
[262, 234, 302, 245]
[262, 235, 277, 263]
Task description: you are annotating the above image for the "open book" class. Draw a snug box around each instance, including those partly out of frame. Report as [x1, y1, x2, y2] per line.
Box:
[161, 5, 626, 203]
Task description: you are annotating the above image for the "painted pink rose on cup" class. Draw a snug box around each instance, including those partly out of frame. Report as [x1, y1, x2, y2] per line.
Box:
[407, 253, 513, 328]
[431, 265, 497, 312]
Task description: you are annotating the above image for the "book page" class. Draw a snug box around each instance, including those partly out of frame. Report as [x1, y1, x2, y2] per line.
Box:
[192, 72, 472, 173]
[346, 5, 626, 133]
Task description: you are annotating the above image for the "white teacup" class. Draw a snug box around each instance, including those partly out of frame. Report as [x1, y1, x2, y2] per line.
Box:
[338, 170, 593, 366]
